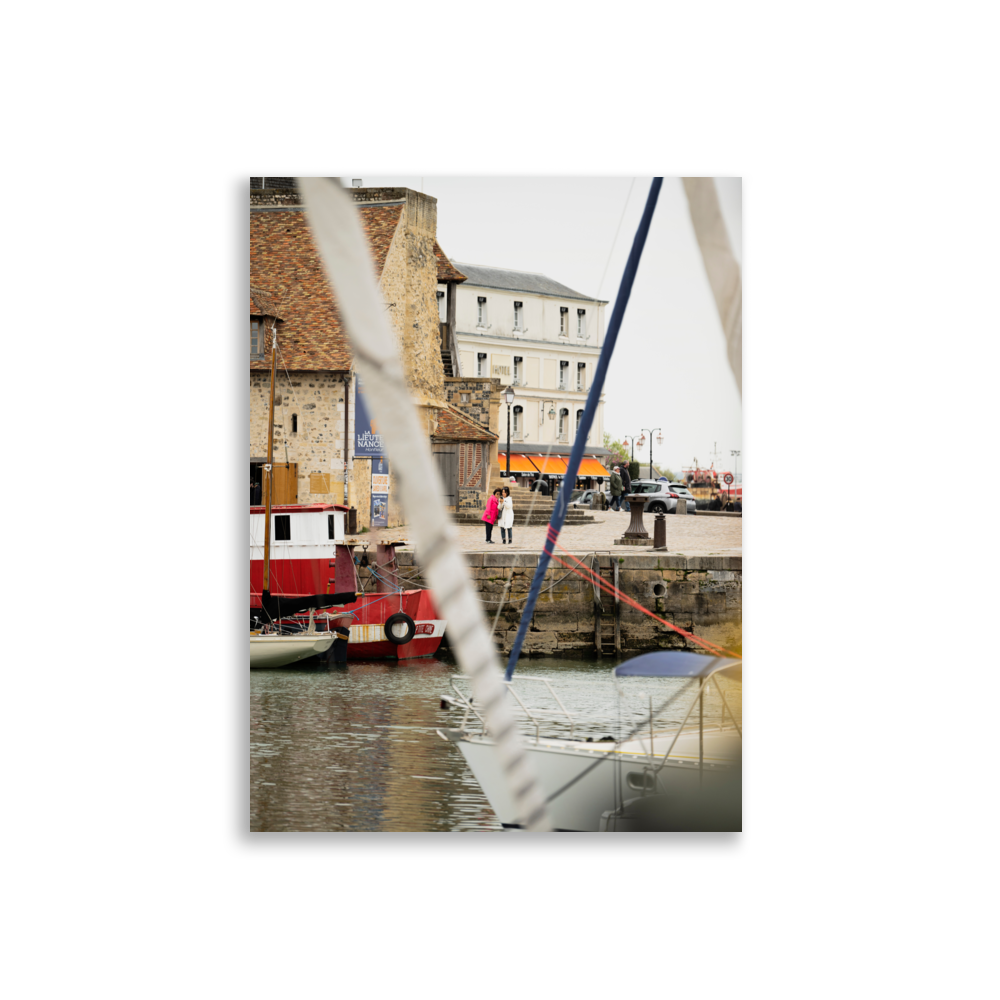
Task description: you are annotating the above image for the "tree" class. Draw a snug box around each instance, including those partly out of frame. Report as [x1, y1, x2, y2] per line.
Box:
[603, 432, 631, 470]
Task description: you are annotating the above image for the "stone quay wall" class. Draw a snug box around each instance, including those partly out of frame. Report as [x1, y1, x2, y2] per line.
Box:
[381, 549, 742, 657]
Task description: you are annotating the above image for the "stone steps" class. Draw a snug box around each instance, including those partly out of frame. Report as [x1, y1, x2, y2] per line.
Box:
[453, 506, 596, 527]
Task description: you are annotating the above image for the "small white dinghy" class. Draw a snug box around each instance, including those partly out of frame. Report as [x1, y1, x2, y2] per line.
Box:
[249, 630, 334, 668]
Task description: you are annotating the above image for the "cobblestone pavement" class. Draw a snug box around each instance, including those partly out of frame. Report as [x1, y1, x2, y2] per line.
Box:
[350, 509, 742, 556]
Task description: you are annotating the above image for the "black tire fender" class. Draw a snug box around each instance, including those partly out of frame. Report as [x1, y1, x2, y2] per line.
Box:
[384, 612, 416, 645]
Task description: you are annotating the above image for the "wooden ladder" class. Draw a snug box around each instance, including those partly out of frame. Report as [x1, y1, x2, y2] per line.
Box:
[592, 555, 621, 657]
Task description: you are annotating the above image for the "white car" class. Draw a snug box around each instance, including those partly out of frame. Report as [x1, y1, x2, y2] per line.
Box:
[626, 480, 697, 514]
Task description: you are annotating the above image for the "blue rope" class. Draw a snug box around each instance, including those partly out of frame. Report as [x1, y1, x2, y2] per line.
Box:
[504, 178, 663, 681]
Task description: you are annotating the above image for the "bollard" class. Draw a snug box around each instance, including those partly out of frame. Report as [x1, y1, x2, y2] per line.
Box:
[676, 498, 687, 516]
[653, 512, 667, 550]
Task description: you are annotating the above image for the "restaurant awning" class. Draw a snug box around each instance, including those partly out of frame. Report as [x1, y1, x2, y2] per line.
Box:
[576, 458, 609, 477]
[498, 453, 540, 473]
[533, 455, 569, 475]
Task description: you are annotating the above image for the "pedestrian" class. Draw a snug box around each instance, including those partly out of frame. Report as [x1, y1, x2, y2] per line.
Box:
[609, 466, 624, 511]
[481, 487, 501, 544]
[709, 492, 722, 512]
[499, 486, 514, 544]
[620, 463, 632, 512]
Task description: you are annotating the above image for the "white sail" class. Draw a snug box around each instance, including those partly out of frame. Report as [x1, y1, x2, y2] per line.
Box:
[297, 177, 551, 831]
[682, 178, 742, 399]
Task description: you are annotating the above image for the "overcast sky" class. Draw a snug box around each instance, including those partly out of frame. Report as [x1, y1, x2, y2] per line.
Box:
[346, 176, 742, 480]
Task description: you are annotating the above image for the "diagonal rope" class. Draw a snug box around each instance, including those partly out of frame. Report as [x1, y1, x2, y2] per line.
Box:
[504, 179, 664, 681]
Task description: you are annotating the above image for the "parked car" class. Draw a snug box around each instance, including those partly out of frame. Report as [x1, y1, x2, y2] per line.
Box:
[567, 488, 609, 508]
[626, 479, 698, 514]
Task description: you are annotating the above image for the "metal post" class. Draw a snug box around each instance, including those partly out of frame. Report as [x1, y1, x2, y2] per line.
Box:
[505, 403, 511, 479]
[699, 680, 704, 785]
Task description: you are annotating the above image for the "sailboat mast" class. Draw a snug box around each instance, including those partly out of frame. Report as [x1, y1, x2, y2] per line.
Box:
[262, 321, 277, 595]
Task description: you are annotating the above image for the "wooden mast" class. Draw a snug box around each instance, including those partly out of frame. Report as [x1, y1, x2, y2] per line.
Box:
[262, 320, 278, 597]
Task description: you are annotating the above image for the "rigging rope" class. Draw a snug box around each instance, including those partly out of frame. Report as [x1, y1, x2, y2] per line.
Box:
[504, 178, 664, 681]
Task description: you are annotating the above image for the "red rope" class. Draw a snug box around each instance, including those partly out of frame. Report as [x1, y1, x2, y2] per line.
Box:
[549, 543, 741, 659]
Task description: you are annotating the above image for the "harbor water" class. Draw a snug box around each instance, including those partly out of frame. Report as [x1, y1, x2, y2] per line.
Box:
[250, 647, 742, 832]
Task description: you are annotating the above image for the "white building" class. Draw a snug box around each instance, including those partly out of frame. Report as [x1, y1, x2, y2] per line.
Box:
[440, 264, 609, 478]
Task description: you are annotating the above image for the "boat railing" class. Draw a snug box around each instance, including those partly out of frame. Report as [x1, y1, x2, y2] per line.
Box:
[443, 671, 742, 765]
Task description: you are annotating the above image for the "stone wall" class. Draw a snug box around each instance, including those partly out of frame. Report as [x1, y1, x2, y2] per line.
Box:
[250, 370, 410, 528]
[251, 177, 296, 189]
[250, 187, 302, 208]
[387, 549, 742, 657]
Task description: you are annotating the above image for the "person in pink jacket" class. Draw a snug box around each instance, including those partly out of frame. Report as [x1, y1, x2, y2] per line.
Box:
[481, 488, 502, 544]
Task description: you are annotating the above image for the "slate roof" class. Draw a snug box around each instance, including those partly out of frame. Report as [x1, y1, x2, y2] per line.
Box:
[433, 405, 497, 443]
[249, 203, 403, 371]
[453, 262, 606, 303]
[435, 243, 466, 283]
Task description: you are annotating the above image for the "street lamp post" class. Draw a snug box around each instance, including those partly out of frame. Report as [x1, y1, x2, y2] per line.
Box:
[730, 449, 740, 493]
[642, 427, 662, 479]
[624, 435, 641, 468]
[504, 386, 516, 479]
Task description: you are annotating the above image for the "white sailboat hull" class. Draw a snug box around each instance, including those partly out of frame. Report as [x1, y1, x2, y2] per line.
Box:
[250, 632, 334, 668]
[445, 729, 740, 832]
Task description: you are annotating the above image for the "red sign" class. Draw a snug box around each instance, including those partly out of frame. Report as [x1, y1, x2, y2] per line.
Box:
[723, 473, 734, 485]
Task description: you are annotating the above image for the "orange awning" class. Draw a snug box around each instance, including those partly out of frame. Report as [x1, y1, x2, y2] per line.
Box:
[498, 453, 540, 473]
[533, 455, 569, 475]
[577, 458, 609, 477]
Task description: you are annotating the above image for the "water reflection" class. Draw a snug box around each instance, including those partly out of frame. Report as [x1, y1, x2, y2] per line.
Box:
[250, 655, 741, 832]
[250, 658, 501, 832]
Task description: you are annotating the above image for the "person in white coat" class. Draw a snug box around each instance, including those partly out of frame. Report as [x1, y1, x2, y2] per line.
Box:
[498, 486, 514, 545]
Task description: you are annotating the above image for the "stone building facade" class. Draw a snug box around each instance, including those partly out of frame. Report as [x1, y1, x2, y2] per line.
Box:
[250, 180, 496, 528]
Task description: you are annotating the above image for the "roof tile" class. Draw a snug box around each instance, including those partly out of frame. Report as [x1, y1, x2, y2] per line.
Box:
[249, 204, 402, 371]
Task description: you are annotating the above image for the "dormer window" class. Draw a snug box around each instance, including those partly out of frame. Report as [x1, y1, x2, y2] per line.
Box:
[251, 319, 262, 355]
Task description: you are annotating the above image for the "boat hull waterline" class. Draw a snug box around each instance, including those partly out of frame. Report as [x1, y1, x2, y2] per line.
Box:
[250, 632, 334, 668]
[440, 728, 740, 832]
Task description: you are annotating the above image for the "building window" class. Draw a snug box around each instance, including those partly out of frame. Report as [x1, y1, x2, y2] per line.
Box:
[513, 405, 523, 439]
[437, 290, 446, 323]
[477, 352, 487, 377]
[559, 360, 569, 390]
[559, 307, 568, 337]
[328, 514, 338, 539]
[273, 514, 291, 541]
[460, 392, 470, 403]
[577, 363, 586, 392]
[558, 408, 569, 441]
[576, 409, 584, 433]
[577, 309, 587, 338]
[291, 414, 298, 433]
[477, 296, 487, 328]
[513, 356, 523, 385]
[513, 300, 523, 331]
[251, 319, 261, 355]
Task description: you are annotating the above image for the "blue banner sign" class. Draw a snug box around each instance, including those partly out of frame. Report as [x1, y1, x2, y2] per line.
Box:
[370, 456, 389, 528]
[354, 375, 385, 457]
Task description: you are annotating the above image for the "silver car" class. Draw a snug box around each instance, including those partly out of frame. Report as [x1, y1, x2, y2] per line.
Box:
[626, 479, 697, 514]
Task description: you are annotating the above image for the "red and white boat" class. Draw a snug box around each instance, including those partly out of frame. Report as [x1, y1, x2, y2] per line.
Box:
[250, 502, 445, 660]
